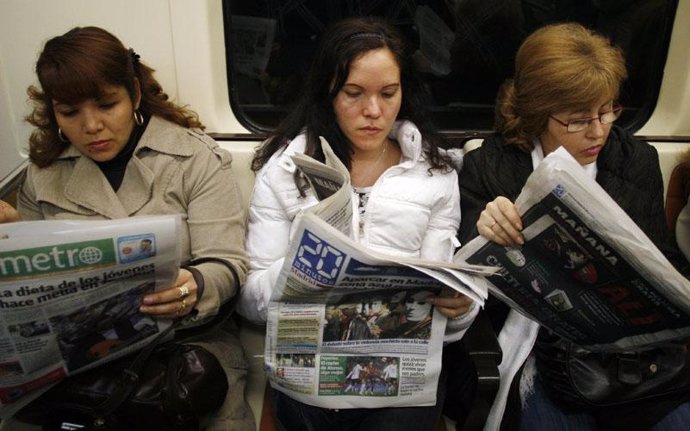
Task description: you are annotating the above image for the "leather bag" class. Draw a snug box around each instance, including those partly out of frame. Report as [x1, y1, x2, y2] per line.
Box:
[534, 331, 690, 408]
[16, 324, 228, 431]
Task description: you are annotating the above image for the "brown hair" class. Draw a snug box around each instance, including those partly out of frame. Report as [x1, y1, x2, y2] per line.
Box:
[26, 26, 203, 167]
[495, 23, 627, 151]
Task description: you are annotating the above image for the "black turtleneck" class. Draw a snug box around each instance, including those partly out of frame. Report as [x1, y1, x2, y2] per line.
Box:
[95, 113, 150, 191]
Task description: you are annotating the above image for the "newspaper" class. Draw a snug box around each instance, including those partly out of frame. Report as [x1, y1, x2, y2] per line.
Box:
[0, 215, 180, 417]
[231, 15, 277, 78]
[457, 147, 690, 351]
[264, 139, 495, 408]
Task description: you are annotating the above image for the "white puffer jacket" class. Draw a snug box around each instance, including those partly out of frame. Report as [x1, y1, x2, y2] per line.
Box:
[237, 121, 475, 341]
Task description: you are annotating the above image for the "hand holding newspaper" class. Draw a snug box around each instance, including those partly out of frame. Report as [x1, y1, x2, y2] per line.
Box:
[456, 147, 690, 351]
[263, 138, 495, 409]
[0, 215, 180, 417]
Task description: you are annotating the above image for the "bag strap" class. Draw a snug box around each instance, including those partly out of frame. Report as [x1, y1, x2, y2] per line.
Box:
[92, 322, 177, 418]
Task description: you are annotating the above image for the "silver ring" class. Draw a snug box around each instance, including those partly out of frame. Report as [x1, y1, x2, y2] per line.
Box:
[178, 285, 190, 298]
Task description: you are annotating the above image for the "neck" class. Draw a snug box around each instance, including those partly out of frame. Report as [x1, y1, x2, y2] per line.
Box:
[351, 140, 389, 187]
[353, 139, 388, 163]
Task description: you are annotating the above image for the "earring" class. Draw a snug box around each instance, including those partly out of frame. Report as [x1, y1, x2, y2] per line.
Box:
[133, 110, 144, 126]
[58, 128, 69, 143]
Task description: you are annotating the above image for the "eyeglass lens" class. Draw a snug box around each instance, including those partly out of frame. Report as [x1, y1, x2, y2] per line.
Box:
[567, 107, 621, 132]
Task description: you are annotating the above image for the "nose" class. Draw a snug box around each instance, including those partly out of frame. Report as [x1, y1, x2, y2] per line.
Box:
[82, 108, 104, 134]
[363, 96, 382, 118]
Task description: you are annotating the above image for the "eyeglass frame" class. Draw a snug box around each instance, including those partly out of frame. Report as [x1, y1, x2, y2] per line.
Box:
[549, 105, 623, 133]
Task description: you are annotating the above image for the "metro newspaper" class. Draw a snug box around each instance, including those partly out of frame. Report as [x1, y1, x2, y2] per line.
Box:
[456, 147, 690, 351]
[0, 215, 179, 417]
[264, 139, 495, 409]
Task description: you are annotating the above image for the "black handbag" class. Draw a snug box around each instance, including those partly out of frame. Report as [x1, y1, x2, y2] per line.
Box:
[15, 323, 228, 431]
[534, 329, 690, 408]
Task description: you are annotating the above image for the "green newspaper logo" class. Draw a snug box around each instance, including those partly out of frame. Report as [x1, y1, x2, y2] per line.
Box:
[0, 239, 116, 279]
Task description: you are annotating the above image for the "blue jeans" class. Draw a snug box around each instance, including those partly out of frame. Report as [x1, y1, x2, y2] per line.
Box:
[519, 378, 690, 431]
[272, 370, 446, 431]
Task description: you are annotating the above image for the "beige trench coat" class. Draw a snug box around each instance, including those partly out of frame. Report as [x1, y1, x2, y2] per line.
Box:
[17, 116, 255, 430]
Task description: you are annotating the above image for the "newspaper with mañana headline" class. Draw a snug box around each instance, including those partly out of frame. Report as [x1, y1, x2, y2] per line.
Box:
[457, 147, 690, 351]
[0, 215, 180, 417]
[264, 138, 495, 408]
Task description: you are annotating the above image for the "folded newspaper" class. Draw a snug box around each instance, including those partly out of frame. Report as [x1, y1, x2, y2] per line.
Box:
[0, 215, 180, 417]
[264, 138, 495, 409]
[457, 147, 690, 351]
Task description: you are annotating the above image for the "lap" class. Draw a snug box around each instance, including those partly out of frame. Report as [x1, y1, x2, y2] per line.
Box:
[273, 390, 442, 431]
[273, 367, 446, 431]
[520, 375, 690, 431]
[189, 319, 256, 431]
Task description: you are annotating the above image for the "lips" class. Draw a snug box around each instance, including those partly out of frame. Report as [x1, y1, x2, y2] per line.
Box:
[582, 145, 602, 157]
[360, 127, 383, 137]
[88, 140, 111, 151]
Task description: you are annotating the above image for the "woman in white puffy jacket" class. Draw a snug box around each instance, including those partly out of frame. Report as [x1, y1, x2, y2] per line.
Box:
[238, 16, 476, 431]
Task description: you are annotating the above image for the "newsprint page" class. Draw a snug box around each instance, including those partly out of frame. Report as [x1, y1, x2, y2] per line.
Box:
[0, 215, 180, 417]
[457, 147, 690, 352]
[264, 138, 495, 409]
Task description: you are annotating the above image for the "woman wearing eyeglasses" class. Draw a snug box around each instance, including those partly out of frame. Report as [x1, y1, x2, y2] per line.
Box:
[458, 23, 690, 431]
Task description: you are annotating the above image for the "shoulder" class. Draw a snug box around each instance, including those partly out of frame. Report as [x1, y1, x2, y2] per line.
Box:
[140, 116, 232, 167]
[251, 134, 315, 211]
[255, 134, 307, 191]
[600, 126, 659, 175]
[460, 133, 531, 194]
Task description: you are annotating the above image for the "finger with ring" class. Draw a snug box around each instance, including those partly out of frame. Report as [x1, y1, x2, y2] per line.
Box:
[178, 285, 190, 298]
[176, 299, 187, 314]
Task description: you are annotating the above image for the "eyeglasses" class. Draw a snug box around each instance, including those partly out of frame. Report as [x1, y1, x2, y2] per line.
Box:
[550, 106, 623, 133]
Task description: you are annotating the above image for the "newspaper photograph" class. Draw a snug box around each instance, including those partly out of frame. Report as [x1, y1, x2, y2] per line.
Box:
[263, 140, 495, 408]
[0, 215, 180, 416]
[456, 147, 690, 351]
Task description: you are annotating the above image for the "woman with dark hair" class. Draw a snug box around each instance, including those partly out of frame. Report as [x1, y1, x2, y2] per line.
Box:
[459, 23, 690, 430]
[238, 16, 475, 431]
[1, 26, 254, 430]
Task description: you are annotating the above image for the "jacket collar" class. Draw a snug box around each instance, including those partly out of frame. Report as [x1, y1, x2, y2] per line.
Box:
[388, 120, 423, 163]
[57, 116, 189, 217]
[279, 120, 424, 174]
[57, 116, 195, 160]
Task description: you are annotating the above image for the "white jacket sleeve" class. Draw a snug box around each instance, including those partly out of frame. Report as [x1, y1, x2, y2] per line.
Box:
[418, 169, 476, 343]
[237, 169, 291, 324]
[237, 145, 318, 324]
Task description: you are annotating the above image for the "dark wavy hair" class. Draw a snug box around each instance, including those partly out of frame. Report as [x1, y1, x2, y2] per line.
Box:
[251, 16, 448, 175]
[495, 23, 627, 151]
[26, 26, 203, 168]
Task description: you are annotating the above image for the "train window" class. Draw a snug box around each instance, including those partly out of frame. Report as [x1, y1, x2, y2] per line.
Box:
[222, 0, 677, 135]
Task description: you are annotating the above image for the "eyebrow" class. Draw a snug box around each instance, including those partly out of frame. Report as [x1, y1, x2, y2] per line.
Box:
[568, 103, 614, 117]
[342, 83, 400, 90]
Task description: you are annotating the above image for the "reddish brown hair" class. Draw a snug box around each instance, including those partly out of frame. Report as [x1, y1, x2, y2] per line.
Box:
[26, 26, 203, 167]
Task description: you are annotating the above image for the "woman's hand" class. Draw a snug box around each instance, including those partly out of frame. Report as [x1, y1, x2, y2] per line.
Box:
[0, 200, 20, 223]
[140, 269, 198, 318]
[428, 288, 474, 319]
[477, 196, 524, 246]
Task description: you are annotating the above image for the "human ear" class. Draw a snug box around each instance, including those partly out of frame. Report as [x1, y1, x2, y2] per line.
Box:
[132, 77, 142, 110]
